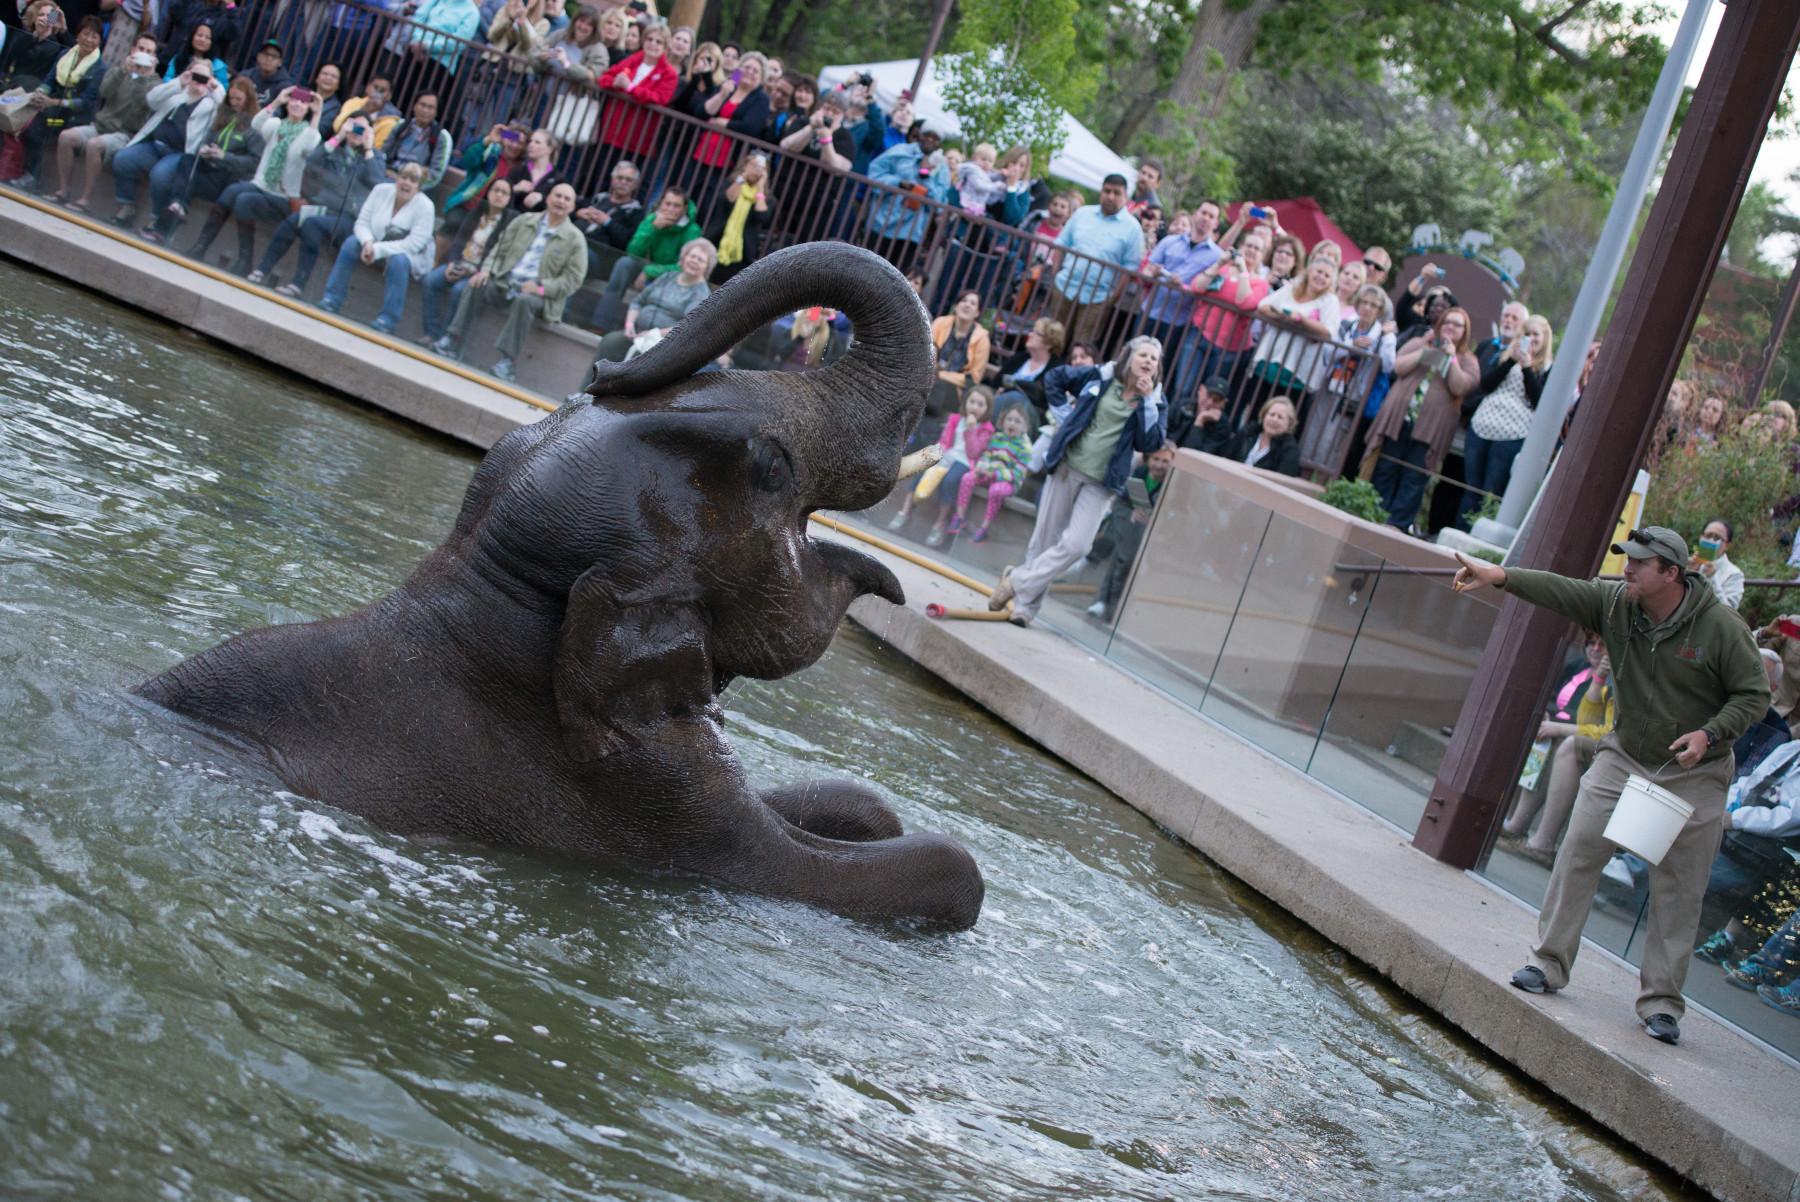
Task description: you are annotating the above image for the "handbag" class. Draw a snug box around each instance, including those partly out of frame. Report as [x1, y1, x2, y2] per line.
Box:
[0, 88, 38, 136]
[0, 131, 25, 180]
[545, 88, 599, 147]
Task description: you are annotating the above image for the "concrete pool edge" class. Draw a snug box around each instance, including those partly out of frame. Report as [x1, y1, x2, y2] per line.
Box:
[5, 195, 1795, 1201]
[0, 192, 546, 452]
[837, 549, 1800, 1202]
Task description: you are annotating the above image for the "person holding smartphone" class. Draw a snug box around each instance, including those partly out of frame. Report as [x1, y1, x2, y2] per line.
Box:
[1457, 311, 1553, 529]
[184, 83, 322, 274]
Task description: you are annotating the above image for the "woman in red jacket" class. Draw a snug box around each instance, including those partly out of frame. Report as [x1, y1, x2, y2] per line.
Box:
[598, 23, 678, 158]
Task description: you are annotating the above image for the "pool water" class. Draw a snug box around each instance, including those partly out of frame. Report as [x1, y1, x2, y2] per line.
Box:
[0, 261, 1683, 1200]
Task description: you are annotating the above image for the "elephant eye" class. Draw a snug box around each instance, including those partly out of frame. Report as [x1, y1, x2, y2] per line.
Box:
[749, 440, 794, 494]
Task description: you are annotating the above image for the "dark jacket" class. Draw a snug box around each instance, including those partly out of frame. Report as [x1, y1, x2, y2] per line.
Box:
[199, 111, 262, 179]
[0, 30, 68, 92]
[33, 44, 105, 125]
[444, 202, 517, 266]
[501, 158, 566, 211]
[159, 0, 243, 62]
[577, 193, 644, 252]
[709, 87, 769, 143]
[248, 65, 294, 108]
[300, 139, 388, 217]
[704, 189, 770, 266]
[1040, 362, 1168, 495]
[1226, 429, 1302, 476]
[673, 72, 719, 119]
[995, 349, 1063, 413]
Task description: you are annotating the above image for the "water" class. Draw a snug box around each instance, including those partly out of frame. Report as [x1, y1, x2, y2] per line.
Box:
[0, 261, 1684, 1201]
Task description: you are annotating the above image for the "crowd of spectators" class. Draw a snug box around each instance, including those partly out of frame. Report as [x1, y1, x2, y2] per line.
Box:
[2, 0, 1588, 543]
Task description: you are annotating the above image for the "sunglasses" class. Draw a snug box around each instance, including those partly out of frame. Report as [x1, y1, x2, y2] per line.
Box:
[1365, 260, 1390, 273]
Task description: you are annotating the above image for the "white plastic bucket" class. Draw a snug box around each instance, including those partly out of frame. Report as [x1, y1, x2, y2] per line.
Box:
[1603, 774, 1694, 866]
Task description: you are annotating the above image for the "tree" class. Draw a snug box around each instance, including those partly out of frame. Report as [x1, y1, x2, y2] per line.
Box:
[936, 0, 1098, 159]
[1117, 1, 1666, 200]
[1224, 83, 1510, 252]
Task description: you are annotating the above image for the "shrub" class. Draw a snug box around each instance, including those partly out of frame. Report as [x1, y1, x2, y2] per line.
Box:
[1643, 429, 1798, 626]
[1321, 478, 1389, 525]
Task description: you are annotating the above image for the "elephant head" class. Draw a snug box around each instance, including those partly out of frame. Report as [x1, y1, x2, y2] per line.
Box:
[138, 243, 982, 930]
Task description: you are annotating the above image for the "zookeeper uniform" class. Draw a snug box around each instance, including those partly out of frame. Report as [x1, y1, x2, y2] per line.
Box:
[1499, 527, 1769, 1021]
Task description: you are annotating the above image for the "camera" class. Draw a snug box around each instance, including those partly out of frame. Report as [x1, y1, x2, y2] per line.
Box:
[855, 71, 873, 87]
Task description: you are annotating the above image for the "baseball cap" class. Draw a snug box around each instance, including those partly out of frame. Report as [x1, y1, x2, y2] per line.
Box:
[1611, 526, 1688, 564]
[1203, 375, 1230, 396]
[259, 37, 282, 52]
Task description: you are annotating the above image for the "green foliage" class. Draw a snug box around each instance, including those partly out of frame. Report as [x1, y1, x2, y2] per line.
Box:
[1255, 0, 1669, 194]
[1320, 478, 1389, 526]
[1644, 429, 1798, 628]
[1223, 86, 1510, 252]
[1465, 546, 1504, 565]
[938, 0, 1098, 160]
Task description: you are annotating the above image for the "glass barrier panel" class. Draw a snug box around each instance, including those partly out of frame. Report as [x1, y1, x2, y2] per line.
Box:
[1103, 468, 1269, 712]
[1309, 561, 1498, 830]
[1196, 508, 1372, 771]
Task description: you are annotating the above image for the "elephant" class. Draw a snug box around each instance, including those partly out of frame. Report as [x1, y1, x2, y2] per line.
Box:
[135, 242, 985, 931]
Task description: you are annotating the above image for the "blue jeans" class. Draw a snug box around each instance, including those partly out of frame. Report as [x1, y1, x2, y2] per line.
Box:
[421, 263, 472, 341]
[1372, 420, 1431, 531]
[111, 141, 169, 207]
[257, 211, 357, 288]
[321, 235, 413, 331]
[1457, 428, 1525, 528]
[215, 181, 294, 224]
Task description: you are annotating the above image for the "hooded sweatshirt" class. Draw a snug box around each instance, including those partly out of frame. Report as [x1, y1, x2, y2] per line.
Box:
[624, 200, 701, 280]
[1502, 567, 1768, 769]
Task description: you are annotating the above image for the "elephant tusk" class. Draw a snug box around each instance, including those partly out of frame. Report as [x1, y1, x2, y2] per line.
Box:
[896, 445, 942, 482]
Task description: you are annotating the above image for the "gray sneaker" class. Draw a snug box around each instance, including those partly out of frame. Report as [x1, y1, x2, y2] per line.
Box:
[1510, 965, 1558, 994]
[491, 357, 516, 383]
[1641, 1012, 1679, 1044]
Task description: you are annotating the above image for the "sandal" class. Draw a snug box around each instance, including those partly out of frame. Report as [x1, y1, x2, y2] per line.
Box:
[49, 190, 68, 205]
[67, 198, 91, 214]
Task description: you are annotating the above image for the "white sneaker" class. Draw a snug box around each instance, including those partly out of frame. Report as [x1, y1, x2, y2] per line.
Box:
[1085, 600, 1106, 618]
[887, 511, 907, 531]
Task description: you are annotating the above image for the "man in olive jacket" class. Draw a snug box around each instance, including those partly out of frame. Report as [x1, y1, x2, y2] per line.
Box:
[437, 181, 589, 383]
[1454, 526, 1768, 1045]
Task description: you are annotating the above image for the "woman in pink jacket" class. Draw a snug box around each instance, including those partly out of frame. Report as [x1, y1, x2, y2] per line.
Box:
[888, 386, 995, 546]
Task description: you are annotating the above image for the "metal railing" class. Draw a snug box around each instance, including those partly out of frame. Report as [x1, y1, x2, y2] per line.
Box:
[211, 0, 1381, 468]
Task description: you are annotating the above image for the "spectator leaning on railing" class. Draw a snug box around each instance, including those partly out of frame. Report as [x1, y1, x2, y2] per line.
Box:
[778, 84, 853, 174]
[1050, 173, 1143, 347]
[1170, 226, 1270, 408]
[401, 0, 482, 107]
[705, 148, 769, 284]
[865, 121, 947, 250]
[1365, 304, 1478, 535]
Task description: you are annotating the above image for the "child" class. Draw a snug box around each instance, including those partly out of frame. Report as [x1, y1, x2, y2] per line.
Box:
[889, 386, 994, 545]
[955, 142, 1004, 217]
[950, 403, 1032, 541]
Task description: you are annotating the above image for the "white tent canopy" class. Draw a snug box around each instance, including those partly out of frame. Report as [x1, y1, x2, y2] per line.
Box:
[814, 57, 1132, 190]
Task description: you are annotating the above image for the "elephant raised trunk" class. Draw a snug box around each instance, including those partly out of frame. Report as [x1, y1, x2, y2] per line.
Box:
[584, 243, 936, 513]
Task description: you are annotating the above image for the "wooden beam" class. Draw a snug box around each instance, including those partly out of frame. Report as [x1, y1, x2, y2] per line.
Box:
[1415, 0, 1800, 867]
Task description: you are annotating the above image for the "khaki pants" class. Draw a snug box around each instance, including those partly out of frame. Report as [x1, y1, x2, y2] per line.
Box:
[448, 280, 546, 363]
[1532, 734, 1730, 1020]
[1009, 464, 1112, 621]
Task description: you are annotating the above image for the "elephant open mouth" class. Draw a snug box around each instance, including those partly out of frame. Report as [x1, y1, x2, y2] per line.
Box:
[135, 243, 984, 931]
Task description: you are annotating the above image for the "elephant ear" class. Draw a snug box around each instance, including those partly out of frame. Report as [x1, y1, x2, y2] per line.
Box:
[554, 566, 719, 763]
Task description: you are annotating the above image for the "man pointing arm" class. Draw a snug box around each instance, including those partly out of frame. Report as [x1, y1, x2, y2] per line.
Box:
[1452, 526, 1768, 1045]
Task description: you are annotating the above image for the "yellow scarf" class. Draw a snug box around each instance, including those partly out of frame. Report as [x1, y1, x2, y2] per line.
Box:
[717, 184, 759, 267]
[53, 44, 101, 91]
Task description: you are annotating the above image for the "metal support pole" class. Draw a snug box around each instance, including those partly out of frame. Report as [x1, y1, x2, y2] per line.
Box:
[1743, 253, 1800, 409]
[1473, 0, 1713, 547]
[1414, 0, 1800, 867]
[911, 0, 954, 99]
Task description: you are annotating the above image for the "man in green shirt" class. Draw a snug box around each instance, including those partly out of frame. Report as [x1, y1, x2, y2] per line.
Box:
[1453, 527, 1768, 1045]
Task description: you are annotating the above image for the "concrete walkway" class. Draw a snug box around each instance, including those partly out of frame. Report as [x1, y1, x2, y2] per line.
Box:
[830, 534, 1800, 1202]
[6, 188, 1797, 1200]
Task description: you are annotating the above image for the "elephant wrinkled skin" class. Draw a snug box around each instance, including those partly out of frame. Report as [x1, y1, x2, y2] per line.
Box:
[135, 243, 985, 930]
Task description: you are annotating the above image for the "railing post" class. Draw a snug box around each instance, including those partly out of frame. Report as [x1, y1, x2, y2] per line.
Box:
[1413, 0, 1800, 867]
